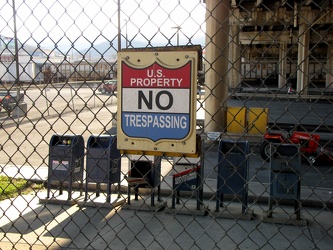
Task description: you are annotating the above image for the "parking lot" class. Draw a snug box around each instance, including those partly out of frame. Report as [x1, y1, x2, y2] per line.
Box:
[0, 85, 115, 165]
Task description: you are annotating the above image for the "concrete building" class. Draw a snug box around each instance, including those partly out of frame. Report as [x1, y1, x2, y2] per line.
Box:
[228, 0, 333, 93]
[204, 0, 333, 132]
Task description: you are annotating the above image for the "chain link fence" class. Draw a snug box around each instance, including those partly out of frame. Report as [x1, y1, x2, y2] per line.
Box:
[0, 0, 332, 249]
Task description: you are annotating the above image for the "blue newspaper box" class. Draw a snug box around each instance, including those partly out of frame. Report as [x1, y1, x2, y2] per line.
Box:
[172, 165, 202, 209]
[47, 134, 84, 200]
[216, 140, 249, 214]
[85, 135, 121, 202]
[268, 143, 301, 219]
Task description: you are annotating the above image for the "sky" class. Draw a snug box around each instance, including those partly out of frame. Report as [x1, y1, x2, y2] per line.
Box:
[0, 0, 206, 51]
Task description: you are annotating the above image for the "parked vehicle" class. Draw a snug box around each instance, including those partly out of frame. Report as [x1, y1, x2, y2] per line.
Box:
[0, 91, 25, 114]
[260, 129, 321, 164]
[98, 80, 117, 94]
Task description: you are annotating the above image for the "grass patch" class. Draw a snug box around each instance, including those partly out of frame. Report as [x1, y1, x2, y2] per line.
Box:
[0, 176, 44, 201]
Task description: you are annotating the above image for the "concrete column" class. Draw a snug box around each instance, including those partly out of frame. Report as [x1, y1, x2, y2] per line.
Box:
[326, 44, 333, 89]
[278, 42, 287, 89]
[229, 24, 241, 89]
[204, 0, 230, 132]
[297, 14, 310, 95]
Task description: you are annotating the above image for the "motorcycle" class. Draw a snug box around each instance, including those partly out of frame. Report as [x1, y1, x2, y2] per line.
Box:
[260, 129, 321, 164]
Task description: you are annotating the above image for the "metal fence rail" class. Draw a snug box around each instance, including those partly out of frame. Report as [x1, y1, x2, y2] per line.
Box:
[0, 0, 332, 249]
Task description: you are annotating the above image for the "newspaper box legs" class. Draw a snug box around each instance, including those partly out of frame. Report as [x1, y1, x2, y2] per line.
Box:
[46, 134, 84, 203]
